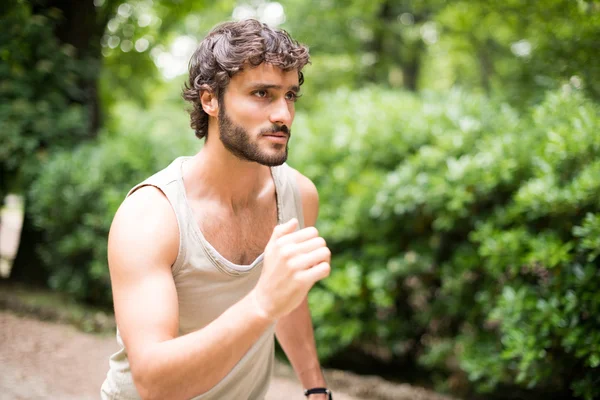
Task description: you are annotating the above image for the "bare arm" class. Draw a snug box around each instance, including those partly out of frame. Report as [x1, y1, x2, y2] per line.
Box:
[109, 186, 330, 400]
[275, 171, 328, 398]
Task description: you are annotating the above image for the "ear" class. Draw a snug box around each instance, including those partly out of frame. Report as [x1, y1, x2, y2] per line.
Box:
[200, 89, 219, 117]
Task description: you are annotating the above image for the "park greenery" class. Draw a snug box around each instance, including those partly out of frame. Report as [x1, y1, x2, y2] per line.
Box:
[2, 0, 600, 399]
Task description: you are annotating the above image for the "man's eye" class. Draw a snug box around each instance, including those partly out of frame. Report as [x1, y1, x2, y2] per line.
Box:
[285, 92, 301, 102]
[253, 90, 268, 98]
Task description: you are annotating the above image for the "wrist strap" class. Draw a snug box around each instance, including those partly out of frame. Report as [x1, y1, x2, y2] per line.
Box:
[304, 387, 332, 399]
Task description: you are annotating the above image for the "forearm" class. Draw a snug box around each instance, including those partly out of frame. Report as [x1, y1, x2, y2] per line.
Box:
[275, 296, 326, 389]
[132, 291, 272, 400]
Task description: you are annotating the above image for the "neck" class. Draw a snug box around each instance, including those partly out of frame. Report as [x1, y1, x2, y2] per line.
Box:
[182, 137, 274, 211]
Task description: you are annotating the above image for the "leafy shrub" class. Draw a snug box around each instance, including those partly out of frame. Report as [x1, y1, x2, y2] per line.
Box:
[289, 87, 600, 399]
[28, 102, 196, 306]
[0, 2, 90, 197]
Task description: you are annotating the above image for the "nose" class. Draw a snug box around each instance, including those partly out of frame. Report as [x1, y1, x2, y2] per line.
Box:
[269, 97, 293, 127]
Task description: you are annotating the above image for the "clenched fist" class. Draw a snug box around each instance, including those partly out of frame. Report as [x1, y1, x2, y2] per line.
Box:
[252, 218, 331, 321]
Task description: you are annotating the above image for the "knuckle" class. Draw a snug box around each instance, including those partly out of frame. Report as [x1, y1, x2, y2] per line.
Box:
[274, 224, 288, 236]
[306, 226, 319, 237]
[287, 259, 300, 270]
[323, 263, 331, 276]
[280, 245, 294, 260]
[292, 275, 303, 286]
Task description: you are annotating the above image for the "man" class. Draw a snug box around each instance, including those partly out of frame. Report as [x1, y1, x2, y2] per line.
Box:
[101, 19, 333, 400]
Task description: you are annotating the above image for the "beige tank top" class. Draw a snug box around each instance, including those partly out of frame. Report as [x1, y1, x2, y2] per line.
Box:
[101, 156, 305, 400]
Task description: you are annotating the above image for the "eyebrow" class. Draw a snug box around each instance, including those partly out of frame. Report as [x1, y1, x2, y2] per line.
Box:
[246, 83, 300, 93]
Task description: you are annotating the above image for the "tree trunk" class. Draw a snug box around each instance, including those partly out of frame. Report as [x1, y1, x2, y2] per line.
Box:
[365, 0, 425, 91]
[403, 55, 421, 92]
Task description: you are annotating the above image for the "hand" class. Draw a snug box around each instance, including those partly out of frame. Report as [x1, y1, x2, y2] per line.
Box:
[252, 218, 331, 321]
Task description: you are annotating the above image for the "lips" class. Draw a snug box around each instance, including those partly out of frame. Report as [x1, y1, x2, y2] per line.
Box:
[263, 133, 289, 144]
[264, 132, 289, 138]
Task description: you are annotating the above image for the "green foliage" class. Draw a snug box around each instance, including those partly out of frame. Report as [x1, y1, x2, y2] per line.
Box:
[9, 0, 600, 398]
[28, 101, 197, 306]
[283, 0, 446, 94]
[428, 0, 600, 103]
[98, 0, 228, 107]
[289, 87, 600, 398]
[0, 2, 90, 196]
[280, 0, 600, 104]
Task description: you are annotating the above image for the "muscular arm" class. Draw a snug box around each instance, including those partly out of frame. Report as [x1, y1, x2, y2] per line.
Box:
[108, 187, 272, 400]
[275, 171, 328, 395]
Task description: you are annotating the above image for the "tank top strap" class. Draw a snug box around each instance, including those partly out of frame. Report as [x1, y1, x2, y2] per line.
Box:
[271, 163, 305, 229]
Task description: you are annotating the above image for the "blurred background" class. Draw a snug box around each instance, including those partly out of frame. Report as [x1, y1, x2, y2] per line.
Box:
[1, 0, 600, 399]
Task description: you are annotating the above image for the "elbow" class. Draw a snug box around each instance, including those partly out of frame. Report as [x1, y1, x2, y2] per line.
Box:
[133, 369, 204, 400]
[139, 389, 163, 400]
[136, 386, 156, 400]
[132, 369, 159, 400]
[134, 372, 171, 400]
[130, 356, 164, 400]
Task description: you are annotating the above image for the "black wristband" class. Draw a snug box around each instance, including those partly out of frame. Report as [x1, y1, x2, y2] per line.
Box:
[304, 387, 332, 399]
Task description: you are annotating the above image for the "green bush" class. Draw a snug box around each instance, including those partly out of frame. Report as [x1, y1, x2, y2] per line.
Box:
[289, 87, 600, 399]
[28, 102, 196, 306]
[0, 2, 90, 197]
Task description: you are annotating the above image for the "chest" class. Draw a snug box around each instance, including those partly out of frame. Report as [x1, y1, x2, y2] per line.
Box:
[192, 200, 278, 265]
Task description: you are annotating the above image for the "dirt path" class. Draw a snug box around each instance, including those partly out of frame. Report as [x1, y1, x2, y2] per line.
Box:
[0, 311, 357, 400]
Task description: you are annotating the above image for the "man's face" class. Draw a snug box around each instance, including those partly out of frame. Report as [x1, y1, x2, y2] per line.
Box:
[217, 63, 300, 167]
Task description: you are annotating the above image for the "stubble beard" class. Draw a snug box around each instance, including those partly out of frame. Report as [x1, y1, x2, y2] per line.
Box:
[218, 104, 290, 167]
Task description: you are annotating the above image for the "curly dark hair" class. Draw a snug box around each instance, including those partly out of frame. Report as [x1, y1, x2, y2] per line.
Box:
[182, 19, 310, 140]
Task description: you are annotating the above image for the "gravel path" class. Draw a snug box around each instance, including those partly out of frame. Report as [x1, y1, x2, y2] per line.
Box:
[0, 311, 357, 400]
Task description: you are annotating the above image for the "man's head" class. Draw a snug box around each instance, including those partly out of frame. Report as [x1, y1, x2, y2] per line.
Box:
[182, 19, 309, 166]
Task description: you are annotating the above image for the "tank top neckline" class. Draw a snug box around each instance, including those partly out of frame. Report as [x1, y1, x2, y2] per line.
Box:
[176, 156, 283, 274]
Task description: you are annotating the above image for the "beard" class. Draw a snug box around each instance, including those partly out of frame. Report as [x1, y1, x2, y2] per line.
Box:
[218, 104, 290, 167]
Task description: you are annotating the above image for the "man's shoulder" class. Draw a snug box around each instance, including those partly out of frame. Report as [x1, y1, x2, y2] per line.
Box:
[111, 156, 187, 250]
[114, 186, 177, 236]
[126, 156, 187, 197]
[108, 185, 179, 266]
[286, 165, 318, 201]
[284, 165, 319, 226]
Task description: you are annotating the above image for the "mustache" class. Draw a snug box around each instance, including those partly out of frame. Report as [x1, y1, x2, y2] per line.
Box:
[260, 124, 290, 136]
